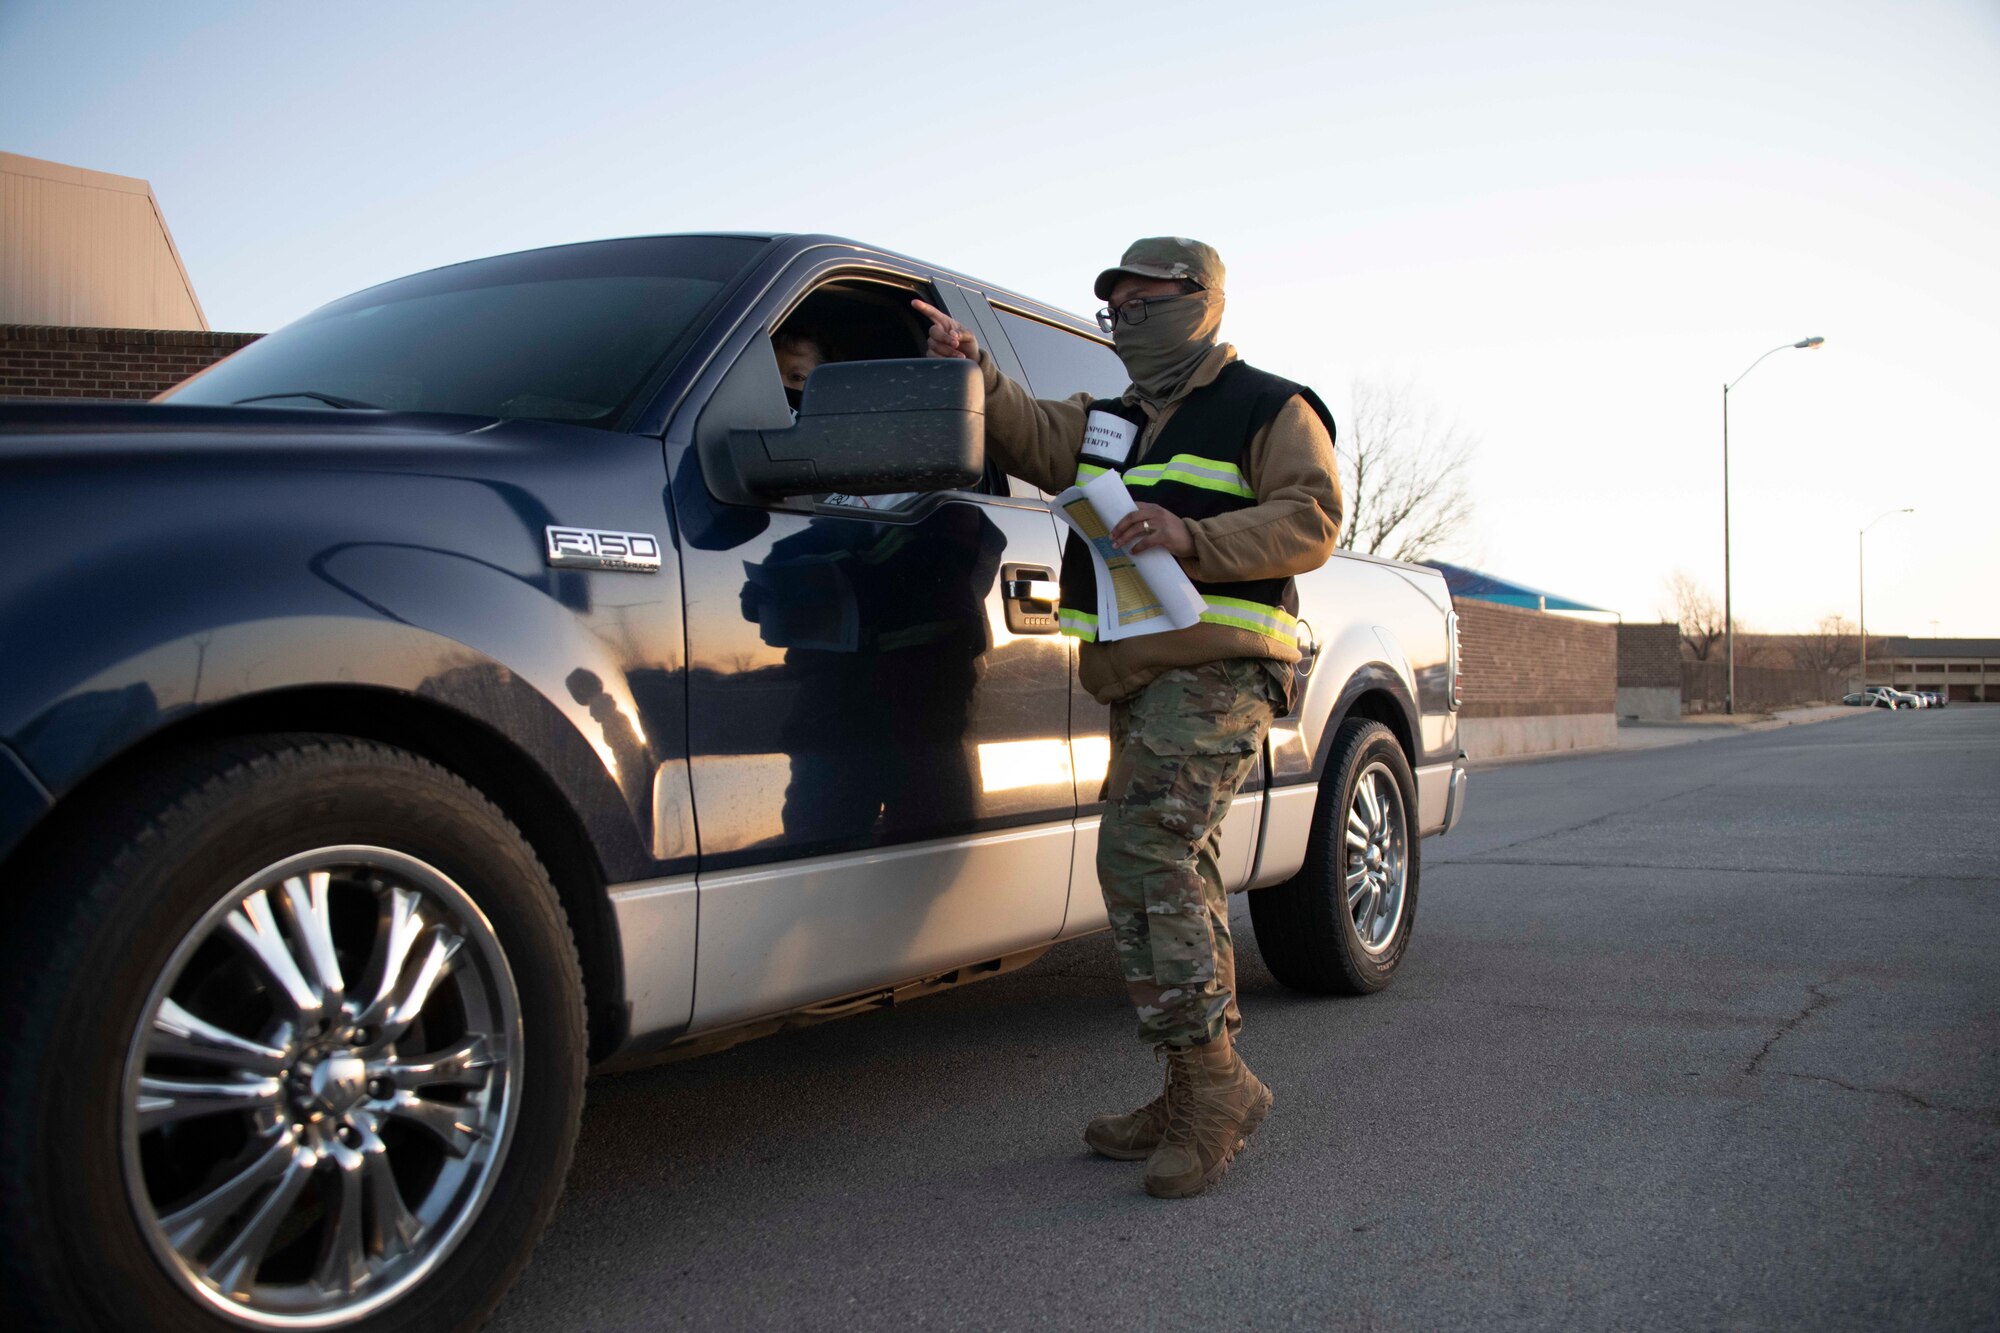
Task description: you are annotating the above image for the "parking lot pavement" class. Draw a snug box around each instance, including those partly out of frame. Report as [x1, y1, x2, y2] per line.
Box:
[491, 707, 2000, 1332]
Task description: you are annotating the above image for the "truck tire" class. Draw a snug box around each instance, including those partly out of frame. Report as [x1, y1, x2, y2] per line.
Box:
[0, 735, 584, 1333]
[1249, 718, 1419, 995]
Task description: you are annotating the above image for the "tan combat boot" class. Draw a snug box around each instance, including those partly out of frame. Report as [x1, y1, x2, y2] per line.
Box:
[1083, 1055, 1175, 1160]
[1142, 1032, 1273, 1199]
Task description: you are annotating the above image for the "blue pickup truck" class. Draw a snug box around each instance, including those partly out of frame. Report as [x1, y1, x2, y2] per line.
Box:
[0, 233, 1465, 1331]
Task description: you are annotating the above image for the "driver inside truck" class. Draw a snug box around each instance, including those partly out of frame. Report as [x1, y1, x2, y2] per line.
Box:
[770, 323, 917, 512]
[774, 329, 826, 415]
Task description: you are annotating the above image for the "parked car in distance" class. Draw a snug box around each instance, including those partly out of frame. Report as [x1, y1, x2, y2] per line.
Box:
[0, 232, 1468, 1332]
[1843, 692, 1889, 707]
[1865, 685, 1920, 709]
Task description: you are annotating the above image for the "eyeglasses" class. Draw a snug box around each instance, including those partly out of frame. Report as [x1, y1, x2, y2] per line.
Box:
[1095, 292, 1195, 335]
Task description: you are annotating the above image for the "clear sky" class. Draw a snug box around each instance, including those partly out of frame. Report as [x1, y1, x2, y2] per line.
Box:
[4, 0, 1995, 637]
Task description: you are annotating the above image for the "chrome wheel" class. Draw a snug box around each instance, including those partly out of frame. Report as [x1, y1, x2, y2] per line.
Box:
[1343, 761, 1408, 955]
[121, 846, 521, 1328]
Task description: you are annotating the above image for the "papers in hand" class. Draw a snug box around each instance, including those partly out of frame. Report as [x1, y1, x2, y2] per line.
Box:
[1051, 471, 1205, 641]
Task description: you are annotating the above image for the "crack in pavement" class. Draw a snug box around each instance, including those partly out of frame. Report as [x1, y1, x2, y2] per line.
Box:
[1463, 768, 1753, 859]
[1745, 985, 1832, 1074]
[1775, 1072, 2000, 1124]
[1376, 993, 1771, 1028]
[1472, 772, 1736, 856]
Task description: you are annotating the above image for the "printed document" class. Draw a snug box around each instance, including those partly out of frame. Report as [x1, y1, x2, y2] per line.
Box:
[1051, 470, 1205, 640]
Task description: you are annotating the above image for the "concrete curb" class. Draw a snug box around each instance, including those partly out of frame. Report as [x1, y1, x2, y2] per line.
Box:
[1465, 704, 1870, 770]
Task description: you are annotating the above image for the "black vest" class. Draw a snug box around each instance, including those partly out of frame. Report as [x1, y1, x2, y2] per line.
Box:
[1057, 360, 1336, 647]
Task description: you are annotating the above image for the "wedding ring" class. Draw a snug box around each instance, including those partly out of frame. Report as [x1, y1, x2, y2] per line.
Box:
[1141, 521, 1154, 534]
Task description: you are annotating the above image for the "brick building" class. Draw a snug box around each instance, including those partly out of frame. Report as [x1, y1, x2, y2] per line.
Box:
[1868, 638, 1999, 703]
[1615, 622, 1681, 721]
[1454, 598, 1617, 759]
[2, 324, 260, 400]
[1, 152, 258, 401]
[1427, 563, 1620, 758]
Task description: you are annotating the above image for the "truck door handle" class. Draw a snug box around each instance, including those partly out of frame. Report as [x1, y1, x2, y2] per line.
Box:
[1001, 565, 1061, 634]
[1004, 579, 1061, 606]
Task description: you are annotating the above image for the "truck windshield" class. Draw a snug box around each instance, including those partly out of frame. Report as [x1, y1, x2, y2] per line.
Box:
[165, 236, 767, 430]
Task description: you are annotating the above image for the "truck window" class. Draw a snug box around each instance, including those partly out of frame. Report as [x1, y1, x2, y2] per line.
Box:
[991, 306, 1128, 401]
[771, 277, 1002, 503]
[166, 236, 765, 430]
[776, 279, 933, 365]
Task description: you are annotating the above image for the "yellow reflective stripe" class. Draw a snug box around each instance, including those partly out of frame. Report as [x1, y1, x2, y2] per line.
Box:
[1123, 454, 1255, 499]
[1203, 594, 1298, 626]
[1058, 608, 1098, 641]
[1159, 466, 1254, 498]
[1200, 596, 1298, 645]
[1199, 610, 1297, 644]
[1075, 462, 1110, 483]
[1063, 597, 1294, 645]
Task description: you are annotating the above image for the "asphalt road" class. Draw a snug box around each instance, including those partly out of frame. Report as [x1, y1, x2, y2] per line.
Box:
[492, 706, 2000, 1331]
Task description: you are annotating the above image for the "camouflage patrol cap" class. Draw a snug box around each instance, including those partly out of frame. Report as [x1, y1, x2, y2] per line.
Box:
[1094, 237, 1226, 301]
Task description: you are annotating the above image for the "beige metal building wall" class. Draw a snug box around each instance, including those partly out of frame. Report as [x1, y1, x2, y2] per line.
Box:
[0, 151, 207, 330]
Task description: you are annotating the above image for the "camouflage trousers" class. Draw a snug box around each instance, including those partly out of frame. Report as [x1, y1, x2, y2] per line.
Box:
[1098, 657, 1285, 1048]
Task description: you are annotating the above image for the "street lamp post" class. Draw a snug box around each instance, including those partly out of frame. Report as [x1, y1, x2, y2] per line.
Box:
[1722, 336, 1825, 714]
[1859, 507, 1914, 694]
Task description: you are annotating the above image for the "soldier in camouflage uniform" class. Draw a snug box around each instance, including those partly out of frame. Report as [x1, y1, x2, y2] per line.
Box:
[914, 239, 1342, 1198]
[1100, 656, 1288, 1048]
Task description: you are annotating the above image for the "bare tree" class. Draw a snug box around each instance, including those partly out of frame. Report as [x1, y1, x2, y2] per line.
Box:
[1736, 629, 1779, 667]
[1338, 375, 1477, 563]
[1787, 614, 1861, 676]
[1662, 570, 1725, 661]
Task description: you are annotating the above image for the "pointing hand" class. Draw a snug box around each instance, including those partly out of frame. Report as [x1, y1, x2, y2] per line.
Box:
[912, 299, 978, 361]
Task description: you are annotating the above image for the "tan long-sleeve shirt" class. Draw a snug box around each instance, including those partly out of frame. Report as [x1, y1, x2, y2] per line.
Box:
[978, 343, 1344, 702]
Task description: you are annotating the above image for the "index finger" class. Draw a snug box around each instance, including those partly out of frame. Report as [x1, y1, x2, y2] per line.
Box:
[910, 298, 953, 328]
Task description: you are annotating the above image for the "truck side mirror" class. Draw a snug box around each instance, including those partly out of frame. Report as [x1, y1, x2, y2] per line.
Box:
[726, 358, 984, 501]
